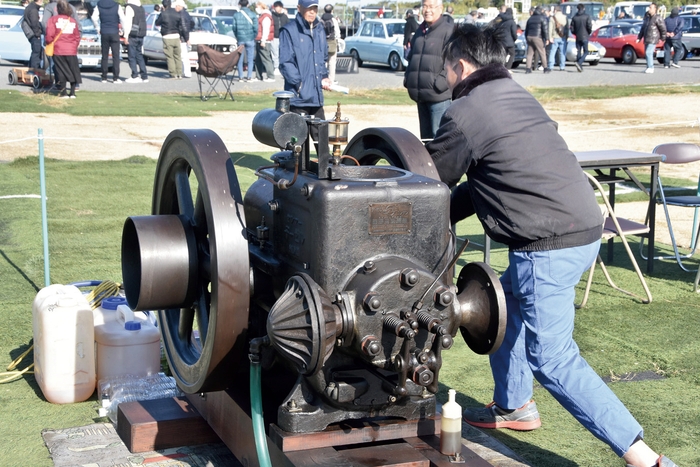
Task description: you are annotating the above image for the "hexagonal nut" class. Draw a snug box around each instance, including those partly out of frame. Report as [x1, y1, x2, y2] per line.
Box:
[412, 365, 434, 386]
[434, 286, 454, 306]
[361, 335, 382, 357]
[363, 292, 382, 312]
[400, 268, 419, 287]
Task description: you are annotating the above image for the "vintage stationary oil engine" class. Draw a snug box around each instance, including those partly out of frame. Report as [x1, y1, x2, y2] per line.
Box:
[121, 92, 506, 435]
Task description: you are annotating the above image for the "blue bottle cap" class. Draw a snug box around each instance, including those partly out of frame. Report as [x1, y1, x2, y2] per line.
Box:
[102, 296, 127, 310]
[124, 320, 141, 331]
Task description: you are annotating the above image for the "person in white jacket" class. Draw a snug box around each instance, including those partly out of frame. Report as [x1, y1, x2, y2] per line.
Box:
[122, 0, 148, 82]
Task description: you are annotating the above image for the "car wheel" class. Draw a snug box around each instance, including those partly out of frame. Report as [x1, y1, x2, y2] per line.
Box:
[680, 45, 688, 61]
[614, 57, 623, 63]
[589, 60, 599, 66]
[32, 74, 42, 90]
[389, 52, 403, 71]
[8, 70, 17, 86]
[621, 46, 636, 65]
[350, 49, 362, 67]
[657, 57, 665, 64]
[511, 60, 521, 69]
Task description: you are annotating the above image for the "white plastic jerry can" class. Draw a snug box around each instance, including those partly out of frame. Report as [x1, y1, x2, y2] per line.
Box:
[93, 299, 161, 385]
[33, 287, 96, 404]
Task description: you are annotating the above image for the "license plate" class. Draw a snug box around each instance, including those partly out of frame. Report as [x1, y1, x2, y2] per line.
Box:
[82, 57, 99, 67]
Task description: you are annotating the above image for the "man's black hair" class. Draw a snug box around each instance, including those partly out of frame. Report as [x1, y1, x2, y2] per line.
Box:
[162, 0, 171, 9]
[442, 23, 506, 70]
[273, 0, 284, 6]
[239, 0, 249, 7]
[577, 3, 585, 11]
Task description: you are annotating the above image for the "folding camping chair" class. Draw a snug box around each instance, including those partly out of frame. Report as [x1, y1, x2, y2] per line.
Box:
[577, 172, 653, 307]
[196, 44, 243, 102]
[639, 143, 700, 273]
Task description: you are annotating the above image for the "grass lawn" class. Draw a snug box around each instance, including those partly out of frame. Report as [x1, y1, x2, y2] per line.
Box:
[1, 155, 698, 467]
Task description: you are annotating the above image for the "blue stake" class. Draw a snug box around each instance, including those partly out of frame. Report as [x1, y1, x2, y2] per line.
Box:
[39, 128, 50, 287]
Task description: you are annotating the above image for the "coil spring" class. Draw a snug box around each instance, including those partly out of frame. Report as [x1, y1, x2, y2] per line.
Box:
[415, 311, 440, 332]
[383, 315, 414, 338]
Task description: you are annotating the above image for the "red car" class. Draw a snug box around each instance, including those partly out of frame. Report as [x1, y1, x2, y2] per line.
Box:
[590, 22, 663, 64]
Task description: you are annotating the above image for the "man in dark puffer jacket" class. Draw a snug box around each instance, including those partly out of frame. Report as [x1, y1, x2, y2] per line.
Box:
[426, 24, 679, 467]
[524, 6, 548, 73]
[403, 0, 453, 139]
[570, 3, 592, 71]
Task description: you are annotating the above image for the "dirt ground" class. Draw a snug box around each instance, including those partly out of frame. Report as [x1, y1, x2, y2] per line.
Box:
[2, 94, 699, 246]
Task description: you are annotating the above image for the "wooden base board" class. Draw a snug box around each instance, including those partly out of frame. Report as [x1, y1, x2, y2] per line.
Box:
[118, 392, 494, 466]
[116, 396, 220, 453]
[270, 416, 440, 452]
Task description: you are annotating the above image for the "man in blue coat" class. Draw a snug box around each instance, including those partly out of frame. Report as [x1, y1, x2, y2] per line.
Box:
[663, 7, 684, 68]
[279, 0, 331, 141]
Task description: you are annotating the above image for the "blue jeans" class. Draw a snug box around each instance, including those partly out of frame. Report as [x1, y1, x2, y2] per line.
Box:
[489, 241, 643, 457]
[664, 38, 682, 66]
[645, 43, 655, 69]
[548, 37, 566, 70]
[127, 36, 148, 80]
[417, 99, 451, 140]
[237, 40, 255, 80]
[575, 39, 588, 67]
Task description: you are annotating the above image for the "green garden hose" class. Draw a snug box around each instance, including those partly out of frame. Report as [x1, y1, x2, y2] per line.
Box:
[250, 337, 272, 467]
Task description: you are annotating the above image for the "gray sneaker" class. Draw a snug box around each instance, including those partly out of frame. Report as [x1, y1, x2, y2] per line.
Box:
[463, 400, 541, 431]
[627, 455, 678, 467]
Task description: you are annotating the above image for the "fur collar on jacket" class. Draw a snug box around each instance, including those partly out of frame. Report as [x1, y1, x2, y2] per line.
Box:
[452, 63, 511, 100]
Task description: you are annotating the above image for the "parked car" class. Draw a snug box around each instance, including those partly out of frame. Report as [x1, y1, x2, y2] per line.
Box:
[590, 22, 661, 64]
[564, 36, 606, 65]
[512, 34, 527, 68]
[0, 6, 24, 31]
[681, 5, 700, 14]
[612, 1, 651, 21]
[211, 15, 234, 37]
[560, 1, 608, 30]
[142, 13, 237, 70]
[344, 19, 407, 71]
[657, 14, 700, 63]
[192, 6, 238, 18]
[0, 17, 109, 69]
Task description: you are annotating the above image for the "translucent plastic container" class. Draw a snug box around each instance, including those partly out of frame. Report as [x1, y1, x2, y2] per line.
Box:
[97, 373, 183, 425]
[33, 286, 96, 404]
[93, 298, 161, 385]
[440, 389, 463, 456]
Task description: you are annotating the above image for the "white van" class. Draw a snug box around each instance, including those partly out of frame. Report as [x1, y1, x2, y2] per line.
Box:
[612, 2, 651, 21]
[192, 6, 239, 17]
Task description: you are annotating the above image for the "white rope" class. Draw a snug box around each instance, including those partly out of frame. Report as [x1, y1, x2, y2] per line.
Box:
[0, 195, 41, 199]
[41, 136, 165, 143]
[0, 136, 163, 144]
[0, 136, 41, 145]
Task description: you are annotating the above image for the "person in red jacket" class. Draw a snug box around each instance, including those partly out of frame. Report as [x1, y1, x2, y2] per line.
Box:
[254, 1, 275, 82]
[45, 0, 82, 98]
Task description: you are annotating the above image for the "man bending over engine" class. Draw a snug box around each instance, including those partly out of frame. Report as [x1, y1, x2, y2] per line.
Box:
[425, 23, 678, 467]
